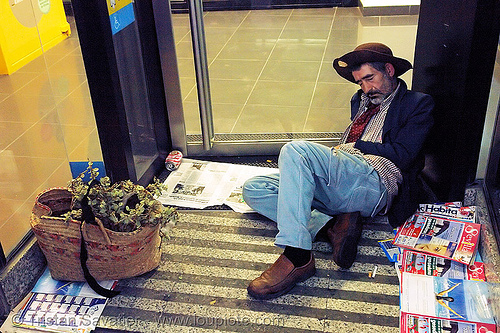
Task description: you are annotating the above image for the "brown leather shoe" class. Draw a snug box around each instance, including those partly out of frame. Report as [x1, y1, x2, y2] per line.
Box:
[327, 212, 363, 269]
[247, 254, 315, 300]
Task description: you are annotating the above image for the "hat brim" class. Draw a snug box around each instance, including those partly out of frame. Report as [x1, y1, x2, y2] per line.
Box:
[333, 49, 412, 83]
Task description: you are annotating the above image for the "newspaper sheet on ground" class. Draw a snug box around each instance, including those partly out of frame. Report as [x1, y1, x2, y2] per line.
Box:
[157, 159, 278, 213]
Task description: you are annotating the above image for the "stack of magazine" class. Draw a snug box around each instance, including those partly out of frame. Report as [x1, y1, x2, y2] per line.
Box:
[384, 202, 498, 333]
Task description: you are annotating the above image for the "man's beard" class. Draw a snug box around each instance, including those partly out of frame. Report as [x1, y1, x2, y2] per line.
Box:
[367, 92, 386, 105]
[367, 73, 395, 105]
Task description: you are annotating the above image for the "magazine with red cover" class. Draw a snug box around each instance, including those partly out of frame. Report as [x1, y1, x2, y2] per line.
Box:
[400, 250, 486, 281]
[400, 312, 496, 333]
[393, 213, 481, 265]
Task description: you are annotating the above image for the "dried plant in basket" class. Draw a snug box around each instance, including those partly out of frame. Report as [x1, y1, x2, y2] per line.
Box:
[64, 162, 177, 236]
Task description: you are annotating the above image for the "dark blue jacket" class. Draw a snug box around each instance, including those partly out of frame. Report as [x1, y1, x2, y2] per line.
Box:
[350, 80, 435, 227]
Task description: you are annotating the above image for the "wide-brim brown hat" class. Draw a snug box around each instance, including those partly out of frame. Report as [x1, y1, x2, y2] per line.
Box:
[333, 42, 412, 83]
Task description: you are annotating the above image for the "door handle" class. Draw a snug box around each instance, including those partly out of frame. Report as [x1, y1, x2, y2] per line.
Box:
[188, 0, 214, 150]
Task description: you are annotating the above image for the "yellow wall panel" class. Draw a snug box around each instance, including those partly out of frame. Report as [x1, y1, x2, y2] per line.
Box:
[0, 0, 70, 74]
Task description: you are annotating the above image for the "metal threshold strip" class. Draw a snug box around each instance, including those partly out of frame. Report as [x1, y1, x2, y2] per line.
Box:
[186, 132, 343, 156]
[187, 132, 343, 143]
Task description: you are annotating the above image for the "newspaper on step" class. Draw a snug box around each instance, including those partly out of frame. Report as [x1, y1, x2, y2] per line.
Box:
[157, 159, 278, 213]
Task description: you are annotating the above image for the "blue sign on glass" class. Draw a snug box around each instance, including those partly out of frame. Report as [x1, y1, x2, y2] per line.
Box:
[109, 3, 135, 35]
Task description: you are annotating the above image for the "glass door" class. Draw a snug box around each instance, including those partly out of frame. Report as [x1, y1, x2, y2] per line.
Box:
[166, 1, 421, 156]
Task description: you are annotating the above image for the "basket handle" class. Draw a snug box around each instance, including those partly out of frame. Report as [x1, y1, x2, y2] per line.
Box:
[80, 221, 120, 298]
[79, 179, 119, 298]
[95, 218, 112, 245]
[81, 180, 111, 245]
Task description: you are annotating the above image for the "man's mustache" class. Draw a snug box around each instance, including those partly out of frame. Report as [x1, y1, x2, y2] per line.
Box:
[367, 90, 382, 97]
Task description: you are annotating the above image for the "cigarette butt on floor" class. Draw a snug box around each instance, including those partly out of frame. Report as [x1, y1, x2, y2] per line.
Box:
[371, 265, 378, 279]
[369, 265, 378, 278]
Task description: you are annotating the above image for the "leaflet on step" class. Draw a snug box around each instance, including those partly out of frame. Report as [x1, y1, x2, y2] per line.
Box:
[400, 312, 497, 333]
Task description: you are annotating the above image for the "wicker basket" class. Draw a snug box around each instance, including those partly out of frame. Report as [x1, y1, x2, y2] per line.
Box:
[31, 188, 162, 281]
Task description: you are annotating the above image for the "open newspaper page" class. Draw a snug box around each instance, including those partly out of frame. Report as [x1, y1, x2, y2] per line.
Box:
[158, 159, 278, 212]
[158, 160, 228, 209]
[400, 272, 495, 325]
[393, 213, 481, 265]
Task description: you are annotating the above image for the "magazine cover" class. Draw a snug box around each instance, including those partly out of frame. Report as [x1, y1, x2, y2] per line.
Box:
[418, 203, 476, 222]
[400, 250, 486, 281]
[32, 268, 117, 298]
[12, 293, 107, 333]
[400, 312, 496, 333]
[393, 213, 481, 265]
[400, 273, 495, 324]
[11, 267, 116, 333]
[379, 238, 401, 263]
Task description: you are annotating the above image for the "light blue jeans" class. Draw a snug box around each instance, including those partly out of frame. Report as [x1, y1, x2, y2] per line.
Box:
[242, 141, 388, 250]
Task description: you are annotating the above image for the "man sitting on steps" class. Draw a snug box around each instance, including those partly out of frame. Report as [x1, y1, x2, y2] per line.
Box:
[242, 42, 434, 300]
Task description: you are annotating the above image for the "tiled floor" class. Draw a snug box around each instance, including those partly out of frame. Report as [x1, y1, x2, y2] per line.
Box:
[171, 7, 419, 134]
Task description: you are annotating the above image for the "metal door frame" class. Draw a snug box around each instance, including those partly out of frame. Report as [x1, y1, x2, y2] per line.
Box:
[153, 0, 342, 157]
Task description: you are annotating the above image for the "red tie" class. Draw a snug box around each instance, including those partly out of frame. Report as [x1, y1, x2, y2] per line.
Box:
[346, 103, 380, 143]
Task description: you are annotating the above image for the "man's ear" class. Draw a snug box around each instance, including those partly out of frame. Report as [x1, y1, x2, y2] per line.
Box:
[385, 63, 396, 77]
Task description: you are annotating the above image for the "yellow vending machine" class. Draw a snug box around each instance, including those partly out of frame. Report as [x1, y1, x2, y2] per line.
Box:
[0, 0, 70, 74]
